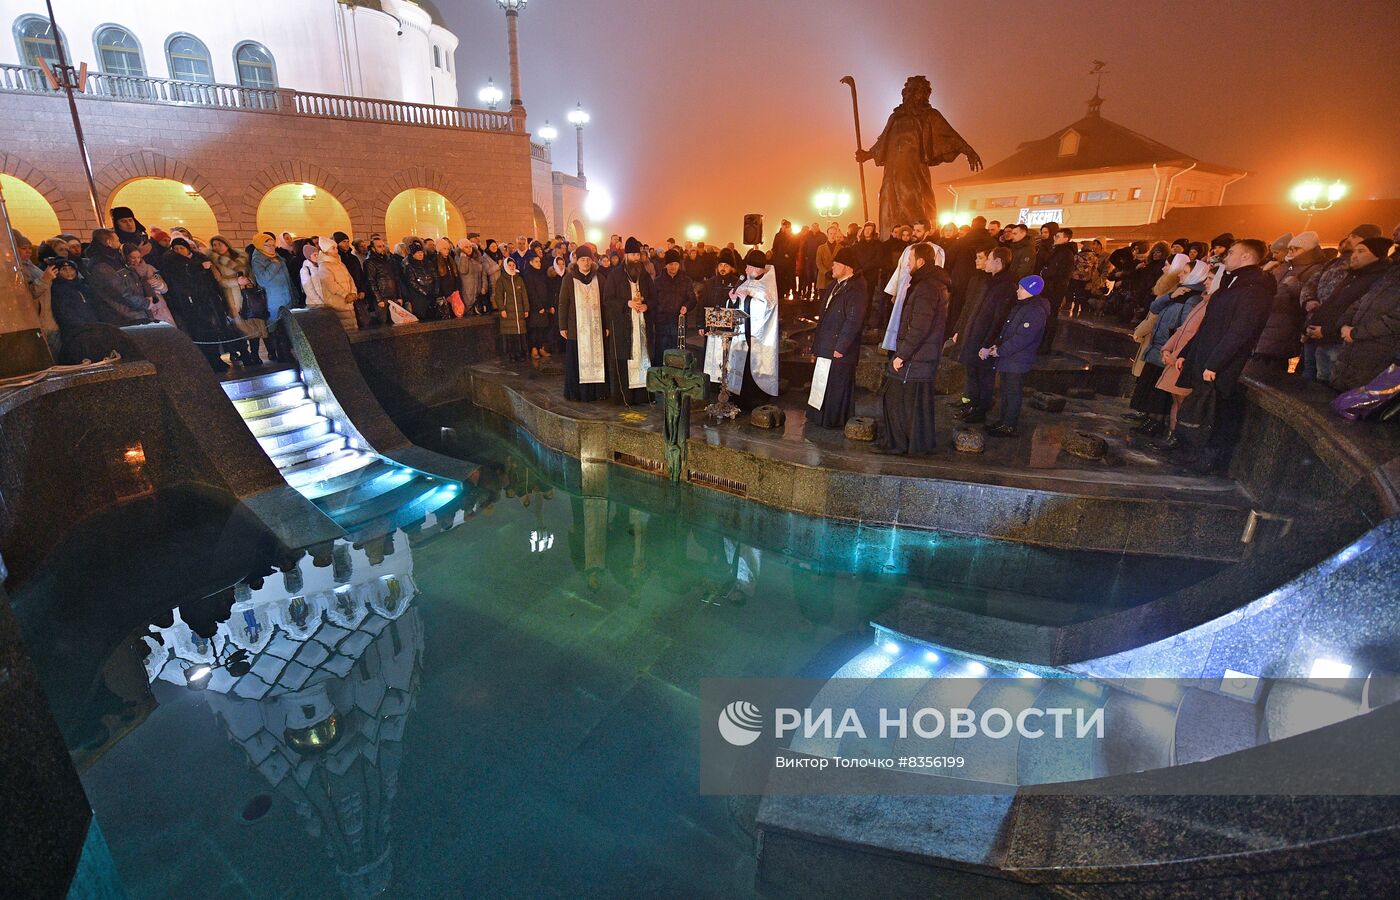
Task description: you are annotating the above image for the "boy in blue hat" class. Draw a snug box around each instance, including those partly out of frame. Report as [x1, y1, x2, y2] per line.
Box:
[979, 275, 1049, 436]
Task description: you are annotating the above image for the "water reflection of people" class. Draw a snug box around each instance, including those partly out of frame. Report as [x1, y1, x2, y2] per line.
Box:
[143, 530, 422, 899]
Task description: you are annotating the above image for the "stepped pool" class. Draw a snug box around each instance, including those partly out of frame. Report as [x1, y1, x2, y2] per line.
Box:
[11, 413, 1226, 898]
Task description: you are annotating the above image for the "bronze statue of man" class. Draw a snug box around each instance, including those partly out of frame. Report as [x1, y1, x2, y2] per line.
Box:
[855, 76, 982, 235]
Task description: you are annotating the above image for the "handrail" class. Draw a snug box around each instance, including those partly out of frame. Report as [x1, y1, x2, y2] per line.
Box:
[0, 62, 519, 133]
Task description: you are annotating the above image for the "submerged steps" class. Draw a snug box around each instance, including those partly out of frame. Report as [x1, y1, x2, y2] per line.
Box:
[222, 367, 459, 533]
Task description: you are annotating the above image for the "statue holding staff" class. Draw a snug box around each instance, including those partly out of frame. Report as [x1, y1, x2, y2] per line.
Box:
[854, 75, 982, 235]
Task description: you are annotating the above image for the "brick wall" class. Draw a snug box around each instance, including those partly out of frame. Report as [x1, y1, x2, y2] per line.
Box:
[1, 91, 535, 243]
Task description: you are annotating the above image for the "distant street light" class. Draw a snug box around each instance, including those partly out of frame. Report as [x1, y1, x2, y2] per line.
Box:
[537, 120, 557, 145]
[1292, 178, 1347, 230]
[478, 77, 503, 110]
[812, 188, 851, 219]
[685, 224, 707, 242]
[567, 102, 590, 179]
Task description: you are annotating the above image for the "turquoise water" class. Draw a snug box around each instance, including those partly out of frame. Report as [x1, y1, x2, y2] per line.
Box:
[13, 416, 1223, 898]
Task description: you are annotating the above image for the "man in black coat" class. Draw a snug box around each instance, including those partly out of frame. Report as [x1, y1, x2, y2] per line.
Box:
[955, 247, 1017, 423]
[1172, 239, 1276, 474]
[603, 237, 656, 405]
[651, 247, 694, 362]
[805, 246, 869, 428]
[947, 215, 997, 329]
[771, 221, 798, 300]
[82, 230, 154, 325]
[1038, 227, 1077, 351]
[876, 243, 950, 455]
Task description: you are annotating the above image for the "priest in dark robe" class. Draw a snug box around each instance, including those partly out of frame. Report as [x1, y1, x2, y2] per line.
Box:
[805, 247, 868, 428]
[855, 75, 982, 236]
[876, 243, 950, 455]
[703, 249, 781, 410]
[557, 246, 608, 402]
[603, 237, 655, 407]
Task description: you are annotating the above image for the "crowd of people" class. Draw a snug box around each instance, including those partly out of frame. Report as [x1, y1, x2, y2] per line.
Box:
[14, 205, 1398, 473]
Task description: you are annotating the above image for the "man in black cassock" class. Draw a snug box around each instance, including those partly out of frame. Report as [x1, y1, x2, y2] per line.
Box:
[603, 236, 655, 406]
[805, 246, 868, 428]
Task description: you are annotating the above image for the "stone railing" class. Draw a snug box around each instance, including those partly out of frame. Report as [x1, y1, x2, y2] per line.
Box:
[530, 142, 552, 163]
[0, 63, 520, 133]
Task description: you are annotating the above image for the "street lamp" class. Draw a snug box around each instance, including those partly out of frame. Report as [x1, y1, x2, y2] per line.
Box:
[685, 224, 707, 242]
[477, 77, 503, 111]
[567, 102, 590, 179]
[495, 0, 527, 110]
[812, 187, 850, 219]
[1291, 179, 1347, 230]
[537, 120, 557, 146]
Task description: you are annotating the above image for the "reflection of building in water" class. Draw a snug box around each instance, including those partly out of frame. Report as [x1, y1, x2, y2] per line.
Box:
[143, 530, 422, 899]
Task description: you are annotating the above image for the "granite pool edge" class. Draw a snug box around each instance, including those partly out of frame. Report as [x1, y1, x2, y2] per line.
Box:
[455, 371, 1250, 563]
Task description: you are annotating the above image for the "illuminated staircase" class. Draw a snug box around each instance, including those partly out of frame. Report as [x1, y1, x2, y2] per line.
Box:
[222, 367, 460, 537]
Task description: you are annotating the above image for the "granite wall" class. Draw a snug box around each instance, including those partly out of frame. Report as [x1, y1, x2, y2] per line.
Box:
[0, 323, 337, 589]
[347, 316, 498, 425]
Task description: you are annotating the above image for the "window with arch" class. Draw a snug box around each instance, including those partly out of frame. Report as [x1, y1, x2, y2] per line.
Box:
[95, 25, 144, 77]
[166, 33, 213, 83]
[234, 42, 276, 88]
[14, 14, 64, 67]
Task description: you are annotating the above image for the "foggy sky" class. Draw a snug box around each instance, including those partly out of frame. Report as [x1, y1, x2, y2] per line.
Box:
[446, 0, 1400, 244]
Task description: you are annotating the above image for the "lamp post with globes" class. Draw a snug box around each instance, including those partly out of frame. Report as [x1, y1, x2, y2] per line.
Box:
[813, 188, 851, 220]
[1291, 178, 1348, 231]
[496, 0, 526, 113]
[477, 77, 503, 111]
[567, 102, 589, 179]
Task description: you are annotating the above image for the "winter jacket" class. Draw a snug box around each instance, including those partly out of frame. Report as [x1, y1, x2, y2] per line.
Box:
[364, 250, 402, 305]
[1179, 265, 1275, 394]
[50, 276, 103, 336]
[493, 271, 529, 335]
[456, 251, 487, 300]
[1310, 258, 1388, 344]
[522, 263, 552, 326]
[1334, 262, 1400, 390]
[886, 265, 949, 382]
[1146, 286, 1205, 366]
[949, 230, 997, 299]
[300, 260, 325, 307]
[812, 275, 868, 360]
[251, 249, 294, 322]
[314, 238, 360, 332]
[1006, 235, 1036, 281]
[961, 269, 1017, 366]
[651, 269, 695, 331]
[400, 256, 439, 317]
[158, 252, 229, 343]
[1254, 247, 1326, 358]
[339, 247, 370, 298]
[992, 297, 1050, 374]
[82, 243, 152, 324]
[1038, 242, 1077, 301]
